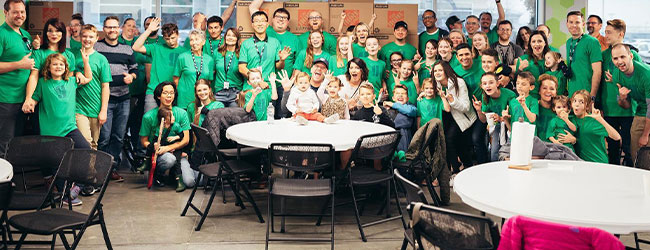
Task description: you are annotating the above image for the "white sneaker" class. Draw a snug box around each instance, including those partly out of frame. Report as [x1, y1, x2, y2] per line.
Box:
[324, 113, 340, 124]
[449, 173, 457, 187]
[296, 116, 308, 125]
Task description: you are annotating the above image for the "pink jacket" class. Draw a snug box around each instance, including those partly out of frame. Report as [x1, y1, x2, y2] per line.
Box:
[498, 216, 624, 250]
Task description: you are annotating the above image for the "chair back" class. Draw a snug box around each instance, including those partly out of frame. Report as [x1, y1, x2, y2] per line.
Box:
[56, 149, 113, 188]
[6, 136, 74, 173]
[394, 169, 428, 206]
[635, 147, 650, 171]
[0, 181, 12, 211]
[409, 202, 500, 250]
[269, 143, 335, 173]
[351, 131, 401, 161]
[191, 124, 218, 153]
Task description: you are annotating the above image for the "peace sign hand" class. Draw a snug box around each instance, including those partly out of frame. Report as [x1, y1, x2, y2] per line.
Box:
[472, 96, 482, 112]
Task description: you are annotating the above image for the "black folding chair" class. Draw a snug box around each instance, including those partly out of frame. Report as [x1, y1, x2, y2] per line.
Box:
[8, 149, 114, 250]
[409, 202, 500, 250]
[633, 147, 650, 249]
[0, 181, 12, 250]
[266, 143, 336, 250]
[393, 124, 444, 206]
[181, 125, 264, 231]
[394, 169, 429, 250]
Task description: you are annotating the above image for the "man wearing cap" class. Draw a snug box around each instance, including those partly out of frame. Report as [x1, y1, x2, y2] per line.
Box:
[280, 57, 329, 117]
[419, 10, 449, 56]
[379, 21, 417, 68]
[298, 10, 337, 55]
[446, 15, 464, 32]
[465, 15, 480, 48]
[250, 0, 300, 74]
[479, 0, 506, 45]
[490, 20, 523, 68]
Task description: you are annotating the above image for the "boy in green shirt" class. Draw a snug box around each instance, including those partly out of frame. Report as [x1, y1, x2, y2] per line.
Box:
[244, 69, 278, 121]
[360, 37, 386, 96]
[504, 71, 539, 131]
[133, 18, 188, 113]
[473, 72, 516, 161]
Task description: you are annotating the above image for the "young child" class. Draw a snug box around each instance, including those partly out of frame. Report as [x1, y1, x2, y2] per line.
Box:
[361, 36, 387, 96]
[417, 78, 450, 128]
[319, 76, 350, 120]
[385, 52, 404, 99]
[392, 60, 419, 105]
[570, 90, 621, 163]
[547, 95, 577, 151]
[243, 68, 278, 121]
[384, 84, 417, 152]
[285, 72, 327, 123]
[328, 35, 353, 76]
[415, 39, 438, 87]
[481, 49, 512, 90]
[544, 51, 569, 96]
[352, 23, 371, 58]
[352, 82, 394, 128]
[503, 71, 539, 131]
[473, 72, 517, 162]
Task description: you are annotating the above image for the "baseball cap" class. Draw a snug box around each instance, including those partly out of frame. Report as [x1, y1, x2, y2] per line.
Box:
[445, 15, 464, 28]
[394, 21, 408, 30]
[313, 57, 328, 68]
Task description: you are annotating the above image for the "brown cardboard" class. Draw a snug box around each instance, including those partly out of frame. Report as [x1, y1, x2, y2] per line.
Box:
[327, 2, 373, 35]
[329, 0, 374, 2]
[235, 1, 284, 33]
[284, 2, 329, 34]
[240, 32, 254, 40]
[376, 34, 419, 49]
[372, 4, 418, 35]
[28, 1, 74, 30]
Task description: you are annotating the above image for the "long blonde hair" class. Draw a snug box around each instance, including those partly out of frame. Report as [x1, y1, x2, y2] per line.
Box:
[335, 36, 349, 68]
[304, 31, 324, 69]
[192, 79, 216, 125]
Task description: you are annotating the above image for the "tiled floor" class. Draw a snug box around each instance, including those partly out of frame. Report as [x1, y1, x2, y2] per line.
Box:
[6, 170, 644, 250]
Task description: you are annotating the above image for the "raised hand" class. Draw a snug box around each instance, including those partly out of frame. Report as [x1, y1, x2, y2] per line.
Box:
[517, 58, 529, 71]
[587, 103, 602, 120]
[324, 70, 333, 80]
[605, 70, 613, 82]
[517, 96, 527, 107]
[413, 52, 422, 64]
[147, 18, 161, 32]
[373, 103, 382, 115]
[617, 83, 631, 100]
[81, 49, 90, 62]
[278, 46, 291, 61]
[490, 113, 502, 123]
[501, 106, 511, 121]
[340, 11, 346, 20]
[32, 35, 41, 50]
[276, 69, 293, 90]
[472, 96, 482, 112]
[559, 109, 569, 120]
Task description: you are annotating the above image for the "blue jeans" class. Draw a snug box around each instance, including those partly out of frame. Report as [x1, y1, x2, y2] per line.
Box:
[470, 120, 488, 165]
[98, 99, 130, 168]
[157, 153, 198, 187]
[490, 124, 502, 162]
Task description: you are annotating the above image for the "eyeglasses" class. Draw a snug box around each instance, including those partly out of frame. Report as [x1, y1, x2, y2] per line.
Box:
[274, 15, 288, 21]
[308, 16, 322, 21]
[391, 59, 403, 63]
[161, 91, 175, 96]
[586, 22, 598, 25]
[252, 19, 267, 24]
[422, 16, 435, 20]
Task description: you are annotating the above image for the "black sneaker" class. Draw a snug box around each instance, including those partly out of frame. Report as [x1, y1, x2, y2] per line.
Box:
[80, 186, 98, 196]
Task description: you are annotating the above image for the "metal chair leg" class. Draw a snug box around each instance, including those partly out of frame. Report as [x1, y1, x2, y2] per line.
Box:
[266, 189, 272, 250]
[195, 182, 220, 231]
[181, 173, 202, 216]
[350, 184, 367, 242]
[99, 210, 113, 250]
[59, 232, 71, 250]
[238, 179, 265, 223]
[14, 233, 27, 250]
[315, 196, 332, 226]
[330, 193, 335, 250]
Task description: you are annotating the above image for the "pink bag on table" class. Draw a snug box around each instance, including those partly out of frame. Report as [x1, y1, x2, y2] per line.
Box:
[498, 215, 624, 250]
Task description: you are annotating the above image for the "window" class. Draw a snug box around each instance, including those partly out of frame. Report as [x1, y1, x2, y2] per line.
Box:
[588, 0, 650, 62]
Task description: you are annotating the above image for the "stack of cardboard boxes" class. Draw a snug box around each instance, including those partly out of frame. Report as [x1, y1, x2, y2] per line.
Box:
[236, 0, 418, 48]
[27, 1, 74, 38]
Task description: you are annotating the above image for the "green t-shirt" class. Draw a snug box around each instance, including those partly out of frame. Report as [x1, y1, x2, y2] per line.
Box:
[614, 60, 650, 117]
[515, 54, 545, 99]
[32, 77, 78, 137]
[573, 116, 608, 163]
[173, 51, 215, 108]
[508, 95, 539, 124]
[117, 35, 135, 46]
[245, 88, 273, 121]
[32, 48, 75, 71]
[139, 106, 191, 143]
[600, 47, 641, 117]
[203, 37, 224, 59]
[69, 38, 82, 51]
[214, 51, 244, 92]
[399, 79, 418, 105]
[565, 34, 603, 96]
[379, 42, 417, 68]
[73, 50, 112, 117]
[536, 105, 556, 142]
[328, 54, 347, 77]
[418, 30, 441, 56]
[453, 61, 484, 100]
[293, 50, 331, 76]
[144, 43, 187, 95]
[298, 31, 337, 56]
[417, 60, 437, 87]
[481, 88, 516, 121]
[361, 57, 386, 95]
[417, 97, 443, 126]
[186, 100, 225, 126]
[546, 116, 575, 151]
[130, 36, 165, 96]
[239, 35, 282, 89]
[352, 43, 368, 58]
[0, 23, 32, 103]
[267, 26, 301, 74]
[486, 28, 499, 45]
[545, 70, 568, 96]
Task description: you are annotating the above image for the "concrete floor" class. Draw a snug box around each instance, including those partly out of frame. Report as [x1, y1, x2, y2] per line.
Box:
[6, 170, 645, 250]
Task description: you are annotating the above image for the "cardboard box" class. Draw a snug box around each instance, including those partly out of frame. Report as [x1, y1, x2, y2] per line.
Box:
[240, 32, 254, 40]
[376, 34, 419, 49]
[329, 0, 374, 2]
[327, 2, 373, 34]
[236, 1, 284, 33]
[284, 2, 329, 34]
[28, 1, 74, 30]
[372, 4, 418, 35]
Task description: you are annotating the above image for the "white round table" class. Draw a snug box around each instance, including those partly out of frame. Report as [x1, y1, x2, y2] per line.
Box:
[0, 158, 13, 183]
[226, 119, 395, 151]
[454, 160, 650, 234]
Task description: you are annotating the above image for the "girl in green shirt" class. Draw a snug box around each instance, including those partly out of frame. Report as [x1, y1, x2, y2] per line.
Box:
[385, 52, 403, 99]
[293, 31, 331, 77]
[214, 28, 244, 107]
[173, 30, 215, 109]
[187, 79, 224, 126]
[243, 69, 278, 121]
[544, 51, 568, 96]
[392, 60, 419, 105]
[417, 78, 449, 127]
[415, 39, 438, 88]
[352, 22, 370, 58]
[570, 90, 621, 163]
[328, 35, 353, 77]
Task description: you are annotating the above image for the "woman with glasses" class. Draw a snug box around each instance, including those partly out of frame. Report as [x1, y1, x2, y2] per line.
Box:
[384, 51, 404, 99]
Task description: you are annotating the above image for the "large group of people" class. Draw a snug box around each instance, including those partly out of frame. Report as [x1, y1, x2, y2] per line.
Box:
[0, 0, 647, 206]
